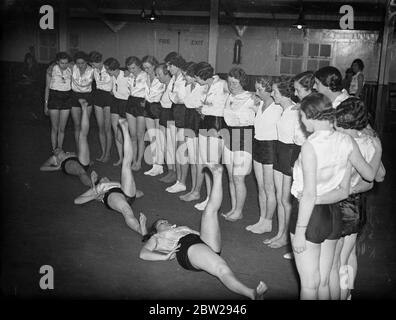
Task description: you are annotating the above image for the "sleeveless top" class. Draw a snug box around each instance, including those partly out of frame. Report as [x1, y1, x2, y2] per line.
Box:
[351, 132, 376, 189]
[276, 103, 306, 145]
[349, 71, 364, 96]
[49, 65, 72, 91]
[254, 101, 283, 141]
[93, 65, 112, 92]
[152, 226, 199, 252]
[112, 70, 130, 100]
[71, 65, 94, 93]
[291, 130, 354, 198]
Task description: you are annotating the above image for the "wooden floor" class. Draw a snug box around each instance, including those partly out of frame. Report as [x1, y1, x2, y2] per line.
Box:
[1, 82, 395, 299]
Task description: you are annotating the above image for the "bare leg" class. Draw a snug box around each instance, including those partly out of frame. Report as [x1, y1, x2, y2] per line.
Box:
[145, 117, 156, 170]
[222, 153, 236, 218]
[119, 119, 137, 198]
[78, 101, 90, 167]
[126, 112, 138, 167]
[134, 116, 146, 171]
[58, 109, 70, 150]
[103, 106, 112, 163]
[49, 110, 60, 150]
[107, 193, 142, 234]
[318, 239, 338, 300]
[329, 238, 344, 300]
[71, 106, 82, 149]
[340, 234, 357, 300]
[95, 105, 106, 161]
[111, 113, 123, 166]
[160, 123, 177, 183]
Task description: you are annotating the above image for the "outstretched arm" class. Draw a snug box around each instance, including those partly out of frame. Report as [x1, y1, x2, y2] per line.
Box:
[40, 156, 60, 171]
[74, 187, 100, 205]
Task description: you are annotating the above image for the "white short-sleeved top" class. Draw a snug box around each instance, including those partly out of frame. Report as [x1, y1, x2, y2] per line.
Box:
[129, 71, 148, 98]
[160, 81, 173, 109]
[112, 70, 130, 100]
[168, 73, 186, 104]
[254, 101, 283, 141]
[349, 71, 365, 95]
[145, 77, 165, 103]
[49, 65, 72, 91]
[276, 104, 306, 145]
[184, 83, 207, 109]
[71, 65, 94, 93]
[351, 132, 376, 188]
[93, 65, 112, 92]
[291, 130, 354, 197]
[224, 91, 256, 127]
[201, 75, 229, 117]
[332, 90, 350, 109]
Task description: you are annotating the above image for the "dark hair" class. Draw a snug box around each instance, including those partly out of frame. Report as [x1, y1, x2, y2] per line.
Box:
[141, 219, 161, 242]
[56, 51, 70, 62]
[125, 56, 142, 68]
[228, 67, 249, 90]
[273, 75, 295, 98]
[73, 51, 88, 62]
[182, 62, 197, 77]
[168, 54, 186, 69]
[164, 51, 178, 63]
[156, 63, 171, 77]
[335, 97, 369, 130]
[255, 75, 273, 93]
[352, 59, 364, 71]
[103, 57, 120, 71]
[142, 55, 159, 68]
[300, 92, 336, 123]
[89, 51, 103, 63]
[345, 68, 354, 75]
[314, 66, 343, 92]
[294, 71, 315, 92]
[195, 62, 214, 80]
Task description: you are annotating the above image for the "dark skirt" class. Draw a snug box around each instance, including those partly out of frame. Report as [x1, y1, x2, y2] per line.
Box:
[93, 89, 112, 108]
[223, 125, 254, 153]
[70, 91, 93, 107]
[253, 139, 276, 165]
[110, 97, 128, 117]
[48, 89, 72, 110]
[273, 141, 301, 176]
[127, 96, 145, 117]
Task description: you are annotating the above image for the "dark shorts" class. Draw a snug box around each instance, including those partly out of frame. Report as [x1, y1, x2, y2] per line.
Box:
[102, 187, 136, 210]
[127, 96, 145, 118]
[159, 108, 174, 127]
[48, 89, 72, 110]
[198, 115, 227, 138]
[70, 91, 93, 107]
[61, 157, 89, 175]
[111, 97, 128, 117]
[93, 89, 112, 108]
[339, 193, 364, 237]
[144, 101, 161, 119]
[273, 141, 301, 176]
[172, 103, 186, 128]
[176, 234, 221, 272]
[253, 139, 276, 165]
[223, 125, 254, 153]
[289, 197, 342, 244]
[184, 108, 201, 136]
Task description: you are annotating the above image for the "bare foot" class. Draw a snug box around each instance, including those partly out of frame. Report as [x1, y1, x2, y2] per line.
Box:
[253, 281, 268, 300]
[221, 209, 235, 219]
[263, 234, 281, 245]
[246, 217, 272, 234]
[181, 191, 201, 202]
[135, 190, 144, 198]
[96, 154, 105, 162]
[113, 158, 122, 166]
[222, 210, 243, 222]
[101, 154, 110, 163]
[160, 171, 177, 183]
[268, 236, 289, 249]
[179, 192, 192, 201]
[132, 162, 141, 171]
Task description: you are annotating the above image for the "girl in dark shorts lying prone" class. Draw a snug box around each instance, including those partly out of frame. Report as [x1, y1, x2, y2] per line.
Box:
[40, 101, 92, 187]
[73, 119, 145, 235]
[139, 163, 267, 300]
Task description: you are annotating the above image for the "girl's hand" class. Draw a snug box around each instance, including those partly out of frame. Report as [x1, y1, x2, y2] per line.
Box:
[44, 104, 49, 116]
[292, 232, 306, 254]
[166, 244, 180, 260]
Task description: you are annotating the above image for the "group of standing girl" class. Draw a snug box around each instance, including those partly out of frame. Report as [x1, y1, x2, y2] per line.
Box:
[43, 49, 385, 299]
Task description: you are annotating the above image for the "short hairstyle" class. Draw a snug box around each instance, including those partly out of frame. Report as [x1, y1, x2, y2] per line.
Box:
[352, 59, 365, 71]
[89, 51, 103, 63]
[183, 62, 197, 77]
[336, 97, 369, 131]
[255, 75, 273, 93]
[195, 62, 214, 80]
[228, 67, 249, 90]
[103, 57, 120, 71]
[314, 66, 343, 92]
[300, 92, 336, 123]
[156, 63, 171, 77]
[56, 51, 70, 62]
[294, 71, 315, 92]
[125, 56, 142, 68]
[273, 75, 295, 98]
[142, 55, 159, 68]
[167, 54, 186, 69]
[73, 51, 88, 62]
[164, 51, 178, 63]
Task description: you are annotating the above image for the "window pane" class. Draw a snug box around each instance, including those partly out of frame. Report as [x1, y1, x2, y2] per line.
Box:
[309, 43, 319, 57]
[320, 44, 331, 57]
[281, 42, 292, 56]
[319, 60, 330, 68]
[293, 43, 303, 57]
[307, 59, 318, 71]
[280, 58, 291, 74]
[291, 59, 302, 75]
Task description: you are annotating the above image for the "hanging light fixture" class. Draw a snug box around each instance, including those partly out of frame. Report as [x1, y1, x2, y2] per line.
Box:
[148, 0, 159, 21]
[292, 2, 306, 30]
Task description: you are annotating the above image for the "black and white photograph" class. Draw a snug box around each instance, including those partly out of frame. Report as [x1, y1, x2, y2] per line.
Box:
[0, 0, 395, 308]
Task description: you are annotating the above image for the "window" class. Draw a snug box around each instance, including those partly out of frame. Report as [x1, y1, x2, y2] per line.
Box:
[38, 30, 58, 62]
[279, 41, 332, 76]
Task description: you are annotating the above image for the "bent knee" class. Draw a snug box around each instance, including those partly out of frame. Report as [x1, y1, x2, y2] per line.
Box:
[216, 262, 232, 278]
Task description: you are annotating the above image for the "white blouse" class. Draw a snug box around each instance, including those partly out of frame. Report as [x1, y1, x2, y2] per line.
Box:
[49, 65, 72, 91]
[201, 75, 229, 117]
[276, 104, 306, 145]
[112, 70, 130, 100]
[152, 226, 198, 253]
[93, 65, 112, 92]
[254, 101, 283, 141]
[223, 91, 256, 127]
[349, 71, 364, 95]
[184, 83, 207, 109]
[129, 71, 148, 98]
[145, 77, 165, 103]
[291, 130, 354, 198]
[160, 81, 173, 109]
[71, 65, 94, 93]
[168, 73, 187, 104]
